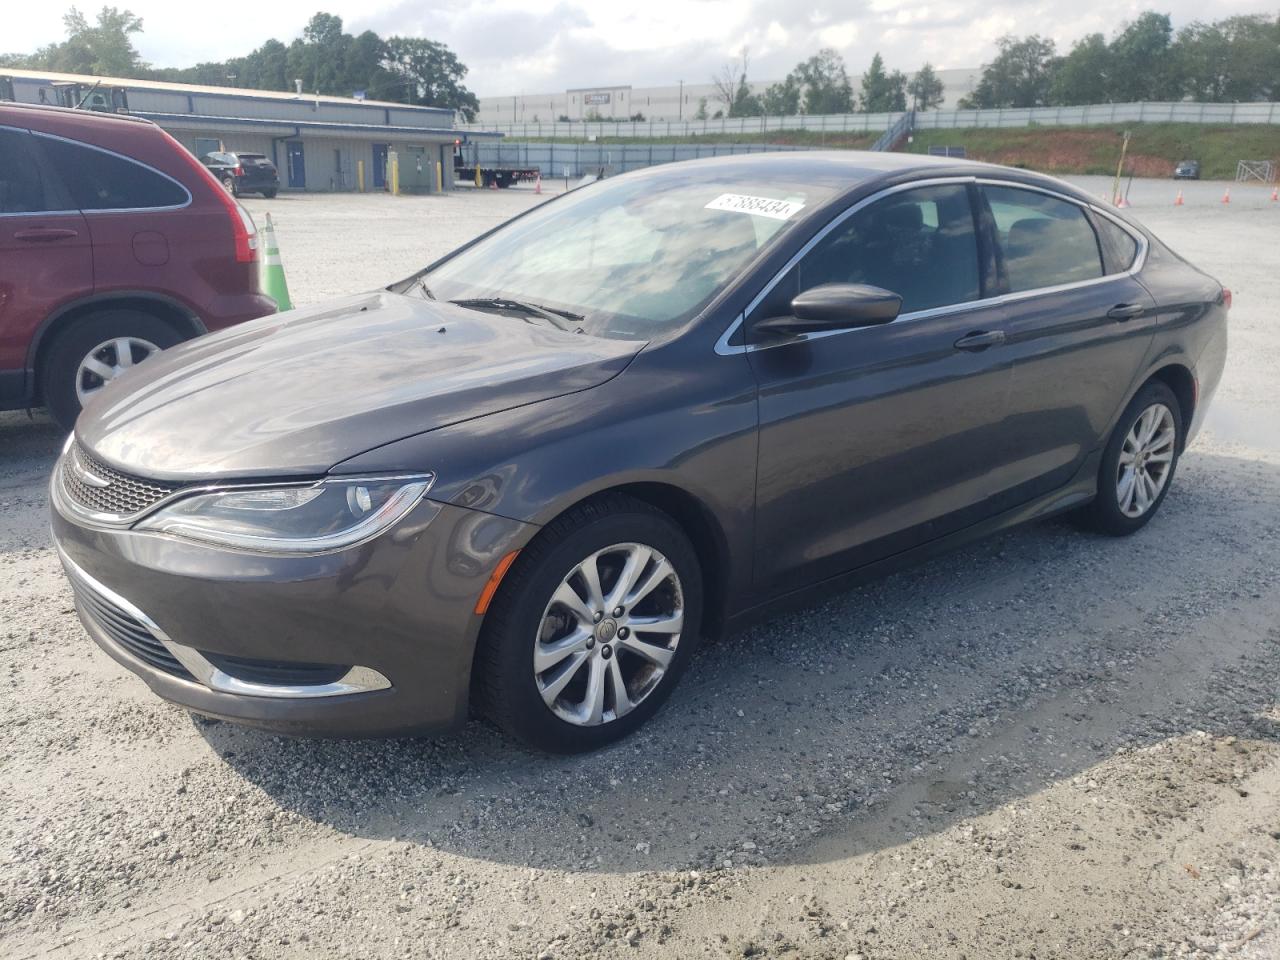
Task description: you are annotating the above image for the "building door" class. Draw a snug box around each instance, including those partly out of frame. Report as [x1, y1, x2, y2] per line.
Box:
[286, 142, 305, 189]
[372, 144, 388, 189]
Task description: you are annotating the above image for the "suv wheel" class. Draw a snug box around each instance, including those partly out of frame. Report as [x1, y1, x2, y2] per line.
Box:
[1079, 380, 1183, 536]
[221, 176, 237, 197]
[41, 310, 183, 430]
[262, 189, 278, 199]
[475, 495, 703, 753]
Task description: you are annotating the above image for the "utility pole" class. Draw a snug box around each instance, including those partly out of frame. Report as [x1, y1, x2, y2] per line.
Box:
[678, 80, 683, 120]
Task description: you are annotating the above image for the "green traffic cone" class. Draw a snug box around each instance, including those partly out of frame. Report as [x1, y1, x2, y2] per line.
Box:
[259, 212, 293, 312]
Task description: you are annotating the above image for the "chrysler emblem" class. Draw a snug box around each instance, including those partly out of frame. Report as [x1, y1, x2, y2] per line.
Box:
[71, 453, 111, 489]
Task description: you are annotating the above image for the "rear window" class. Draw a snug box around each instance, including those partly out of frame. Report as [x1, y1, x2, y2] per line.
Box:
[237, 154, 267, 161]
[37, 135, 189, 211]
[983, 184, 1103, 293]
[0, 128, 46, 213]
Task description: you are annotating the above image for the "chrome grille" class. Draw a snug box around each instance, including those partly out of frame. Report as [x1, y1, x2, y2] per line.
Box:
[61, 442, 181, 519]
[70, 578, 196, 682]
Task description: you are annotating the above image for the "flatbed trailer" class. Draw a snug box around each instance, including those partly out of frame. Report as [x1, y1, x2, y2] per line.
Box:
[452, 143, 537, 188]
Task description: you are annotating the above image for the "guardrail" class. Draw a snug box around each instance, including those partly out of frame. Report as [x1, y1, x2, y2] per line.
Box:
[463, 100, 1280, 140]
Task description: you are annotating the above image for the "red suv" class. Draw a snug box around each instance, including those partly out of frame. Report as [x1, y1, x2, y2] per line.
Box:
[0, 103, 276, 429]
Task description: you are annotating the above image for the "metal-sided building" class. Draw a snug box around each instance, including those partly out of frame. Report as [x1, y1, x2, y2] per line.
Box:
[1, 68, 497, 192]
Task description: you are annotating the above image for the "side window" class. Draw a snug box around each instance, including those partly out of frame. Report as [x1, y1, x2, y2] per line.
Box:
[983, 185, 1103, 292]
[796, 184, 981, 315]
[0, 128, 46, 213]
[1093, 215, 1139, 274]
[35, 135, 188, 211]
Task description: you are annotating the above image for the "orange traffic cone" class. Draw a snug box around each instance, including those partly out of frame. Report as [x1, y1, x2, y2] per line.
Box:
[1174, 189, 1184, 206]
[534, 173, 542, 195]
[1221, 187, 1231, 204]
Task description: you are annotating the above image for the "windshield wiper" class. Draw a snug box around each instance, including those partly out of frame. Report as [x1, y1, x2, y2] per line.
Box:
[449, 297, 583, 332]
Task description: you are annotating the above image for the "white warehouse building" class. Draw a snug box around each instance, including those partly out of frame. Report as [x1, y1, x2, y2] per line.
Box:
[475, 69, 981, 125]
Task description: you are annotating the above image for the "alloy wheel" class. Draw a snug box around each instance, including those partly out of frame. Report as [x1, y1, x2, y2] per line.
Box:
[1116, 402, 1176, 518]
[75, 337, 160, 404]
[533, 542, 684, 726]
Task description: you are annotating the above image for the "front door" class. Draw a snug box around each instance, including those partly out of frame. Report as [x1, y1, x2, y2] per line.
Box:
[372, 144, 388, 189]
[286, 142, 306, 189]
[749, 182, 1016, 596]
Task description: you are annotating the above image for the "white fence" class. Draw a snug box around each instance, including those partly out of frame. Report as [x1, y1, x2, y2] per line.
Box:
[471, 142, 811, 179]
[461, 100, 1280, 140]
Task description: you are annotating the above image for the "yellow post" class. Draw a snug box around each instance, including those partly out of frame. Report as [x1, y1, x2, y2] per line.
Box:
[475, 162, 481, 188]
[391, 155, 400, 196]
[435, 160, 443, 193]
[357, 159, 365, 193]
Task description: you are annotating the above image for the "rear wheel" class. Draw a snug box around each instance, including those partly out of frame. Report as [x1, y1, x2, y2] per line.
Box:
[475, 495, 703, 753]
[1079, 381, 1183, 536]
[221, 176, 237, 197]
[262, 189, 278, 199]
[40, 310, 183, 430]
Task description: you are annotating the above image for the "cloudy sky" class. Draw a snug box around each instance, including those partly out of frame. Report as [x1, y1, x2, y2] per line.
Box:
[5, 1, 1277, 96]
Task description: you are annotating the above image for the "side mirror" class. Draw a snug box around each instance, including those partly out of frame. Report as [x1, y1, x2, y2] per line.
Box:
[755, 283, 902, 337]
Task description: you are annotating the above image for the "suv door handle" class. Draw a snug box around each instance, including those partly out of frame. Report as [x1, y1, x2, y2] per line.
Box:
[1107, 303, 1146, 321]
[13, 228, 79, 242]
[954, 329, 1006, 351]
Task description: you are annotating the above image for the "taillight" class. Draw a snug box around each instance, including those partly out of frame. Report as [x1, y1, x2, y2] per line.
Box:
[160, 130, 260, 264]
[1223, 288, 1232, 311]
[233, 164, 244, 177]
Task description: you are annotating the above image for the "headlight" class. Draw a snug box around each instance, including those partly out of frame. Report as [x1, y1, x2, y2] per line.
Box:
[134, 475, 434, 553]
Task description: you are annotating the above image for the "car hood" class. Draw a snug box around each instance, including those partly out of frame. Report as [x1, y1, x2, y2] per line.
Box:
[77, 292, 643, 481]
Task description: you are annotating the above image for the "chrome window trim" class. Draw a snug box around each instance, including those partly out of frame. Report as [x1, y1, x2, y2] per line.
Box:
[58, 545, 392, 698]
[714, 175, 1149, 357]
[27, 127, 194, 214]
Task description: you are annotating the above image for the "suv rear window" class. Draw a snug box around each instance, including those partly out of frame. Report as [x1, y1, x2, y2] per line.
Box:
[36, 135, 189, 211]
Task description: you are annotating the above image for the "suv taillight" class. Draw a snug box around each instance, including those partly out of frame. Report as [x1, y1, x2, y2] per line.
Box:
[233, 164, 244, 177]
[161, 130, 259, 264]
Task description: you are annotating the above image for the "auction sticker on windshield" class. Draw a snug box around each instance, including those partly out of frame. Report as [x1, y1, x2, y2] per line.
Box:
[705, 193, 806, 220]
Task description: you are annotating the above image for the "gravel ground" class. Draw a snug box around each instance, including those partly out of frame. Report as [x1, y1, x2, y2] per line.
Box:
[2, 174, 1278, 960]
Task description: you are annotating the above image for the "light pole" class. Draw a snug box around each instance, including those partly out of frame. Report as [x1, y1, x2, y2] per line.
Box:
[678, 79, 683, 120]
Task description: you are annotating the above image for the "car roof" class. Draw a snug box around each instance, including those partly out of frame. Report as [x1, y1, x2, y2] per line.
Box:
[620, 149, 1103, 209]
[0, 100, 156, 128]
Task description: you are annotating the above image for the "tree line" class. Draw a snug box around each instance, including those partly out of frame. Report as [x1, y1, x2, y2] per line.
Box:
[0, 7, 480, 119]
[708, 48, 944, 118]
[962, 12, 1280, 109]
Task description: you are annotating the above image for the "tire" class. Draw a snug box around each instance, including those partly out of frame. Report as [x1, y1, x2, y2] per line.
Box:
[40, 310, 183, 430]
[221, 176, 237, 197]
[475, 494, 703, 753]
[1078, 380, 1183, 536]
[263, 189, 278, 199]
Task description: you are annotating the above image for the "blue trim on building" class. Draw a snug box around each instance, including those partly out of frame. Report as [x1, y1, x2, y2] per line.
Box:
[134, 112, 502, 139]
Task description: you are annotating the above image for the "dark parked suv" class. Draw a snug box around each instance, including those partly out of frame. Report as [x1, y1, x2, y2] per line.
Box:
[0, 103, 276, 428]
[200, 151, 280, 198]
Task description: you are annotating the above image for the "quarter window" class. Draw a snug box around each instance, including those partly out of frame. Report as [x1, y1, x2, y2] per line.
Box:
[796, 183, 981, 315]
[0, 128, 46, 213]
[1093, 215, 1139, 274]
[36, 135, 188, 211]
[983, 185, 1103, 292]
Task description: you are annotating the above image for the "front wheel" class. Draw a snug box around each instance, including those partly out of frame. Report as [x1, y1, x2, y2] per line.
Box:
[474, 495, 703, 752]
[1079, 380, 1183, 535]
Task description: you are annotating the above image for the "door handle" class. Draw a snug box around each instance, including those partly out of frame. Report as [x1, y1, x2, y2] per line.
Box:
[954, 329, 1006, 351]
[1107, 303, 1145, 321]
[13, 228, 79, 242]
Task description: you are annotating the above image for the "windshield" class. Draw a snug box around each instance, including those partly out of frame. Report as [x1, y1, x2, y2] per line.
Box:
[422, 168, 839, 340]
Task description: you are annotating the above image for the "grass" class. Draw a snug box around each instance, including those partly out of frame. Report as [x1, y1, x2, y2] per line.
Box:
[507, 122, 1279, 179]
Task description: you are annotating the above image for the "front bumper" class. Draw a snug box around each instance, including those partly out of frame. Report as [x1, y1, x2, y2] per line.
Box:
[51, 476, 535, 737]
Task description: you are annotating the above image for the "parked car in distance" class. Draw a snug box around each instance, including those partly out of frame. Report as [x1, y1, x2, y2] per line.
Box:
[1174, 159, 1201, 180]
[51, 153, 1229, 753]
[201, 151, 280, 198]
[0, 102, 276, 428]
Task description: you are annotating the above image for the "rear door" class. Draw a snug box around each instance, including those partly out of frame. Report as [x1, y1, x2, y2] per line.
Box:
[0, 125, 92, 389]
[979, 182, 1156, 497]
[748, 181, 1017, 596]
